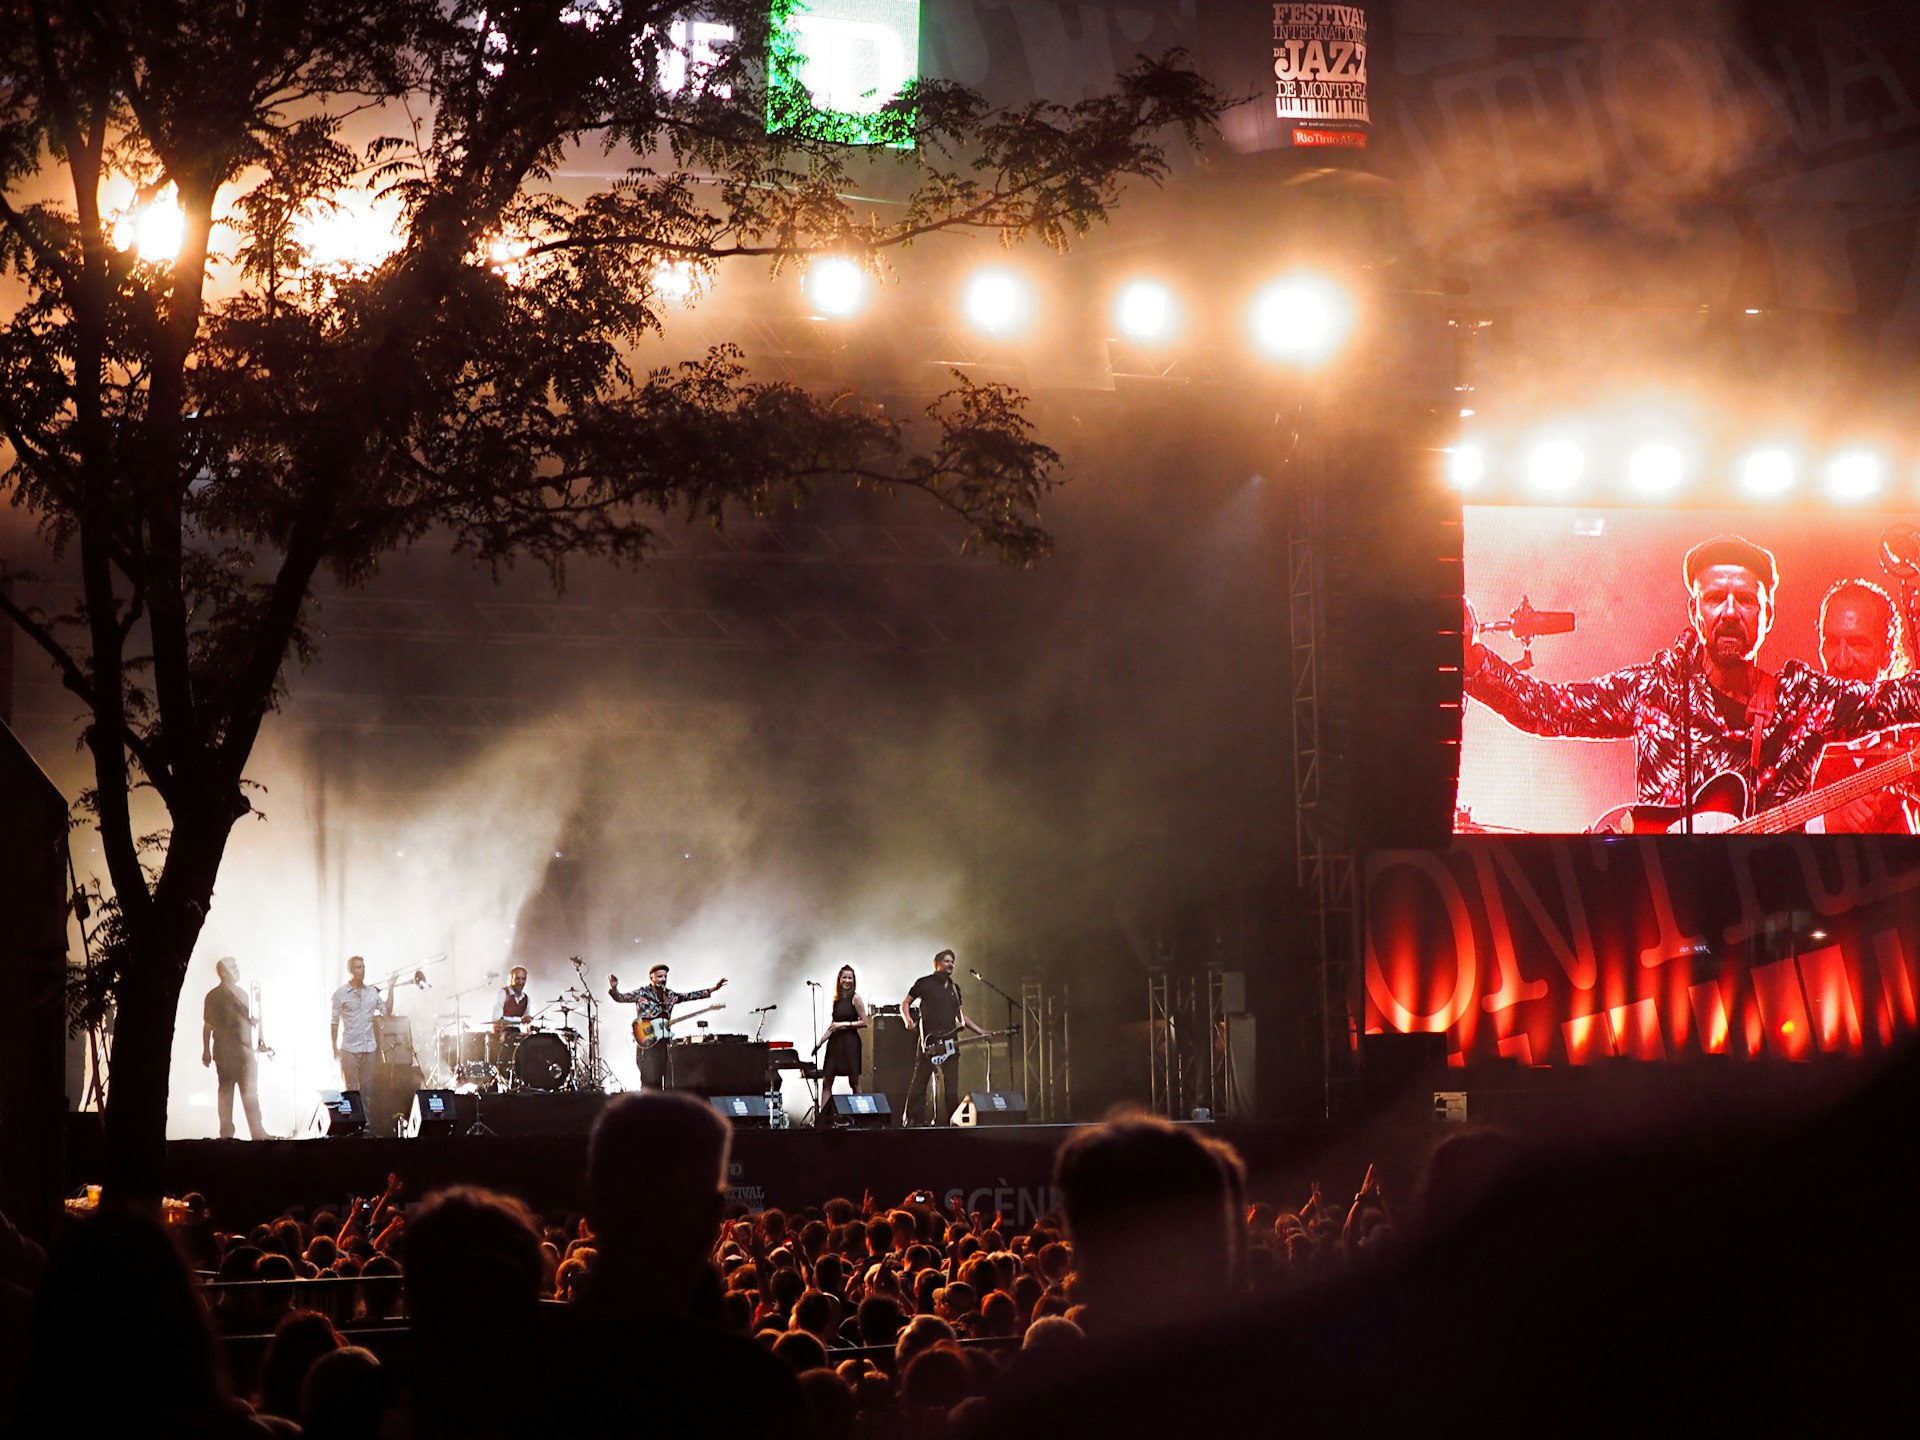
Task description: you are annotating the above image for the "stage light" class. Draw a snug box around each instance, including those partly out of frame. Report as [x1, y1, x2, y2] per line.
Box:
[802, 256, 868, 318]
[1115, 280, 1177, 341]
[654, 260, 700, 306]
[1248, 274, 1354, 364]
[111, 186, 185, 262]
[1526, 439, 1585, 492]
[293, 195, 405, 271]
[1445, 443, 1485, 490]
[1626, 443, 1684, 494]
[1826, 450, 1883, 501]
[1739, 448, 1795, 496]
[963, 269, 1031, 334]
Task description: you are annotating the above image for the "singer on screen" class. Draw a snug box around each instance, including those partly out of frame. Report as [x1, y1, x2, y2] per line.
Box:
[1464, 534, 1920, 832]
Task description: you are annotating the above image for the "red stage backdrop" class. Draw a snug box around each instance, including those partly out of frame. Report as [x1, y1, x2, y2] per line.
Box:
[1363, 836, 1920, 1065]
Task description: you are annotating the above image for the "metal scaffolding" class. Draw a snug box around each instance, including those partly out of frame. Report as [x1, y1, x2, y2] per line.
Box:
[1289, 471, 1358, 1123]
[1018, 976, 1070, 1122]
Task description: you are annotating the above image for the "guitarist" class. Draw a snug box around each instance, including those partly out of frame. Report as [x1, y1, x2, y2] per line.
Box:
[900, 950, 986, 1127]
[609, 963, 728, 1089]
[1466, 534, 1920, 828]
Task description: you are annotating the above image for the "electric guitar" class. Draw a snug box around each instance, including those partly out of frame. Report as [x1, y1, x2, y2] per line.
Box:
[632, 1003, 726, 1049]
[1591, 745, 1920, 835]
[922, 1026, 1019, 1068]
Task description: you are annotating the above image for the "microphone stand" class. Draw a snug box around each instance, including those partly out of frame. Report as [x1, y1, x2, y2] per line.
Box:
[804, 981, 822, 1126]
[968, 968, 1032, 1097]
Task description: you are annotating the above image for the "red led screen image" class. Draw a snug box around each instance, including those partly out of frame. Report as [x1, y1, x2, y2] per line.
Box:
[1458, 507, 1920, 835]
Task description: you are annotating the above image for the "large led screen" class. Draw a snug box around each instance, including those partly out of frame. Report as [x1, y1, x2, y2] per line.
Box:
[1458, 507, 1920, 835]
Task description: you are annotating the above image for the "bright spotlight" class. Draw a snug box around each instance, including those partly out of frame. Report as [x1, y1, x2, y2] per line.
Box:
[1115, 280, 1176, 341]
[963, 270, 1030, 335]
[293, 195, 404, 271]
[803, 256, 868, 318]
[1527, 439, 1585, 492]
[1249, 274, 1354, 364]
[112, 187, 185, 262]
[654, 260, 700, 306]
[1827, 450, 1884, 501]
[1626, 443, 1685, 494]
[1445, 444, 1485, 490]
[1740, 448, 1795, 496]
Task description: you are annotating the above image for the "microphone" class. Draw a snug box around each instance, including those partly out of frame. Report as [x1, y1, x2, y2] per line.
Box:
[751, 1004, 778, 1013]
[1501, 597, 1575, 641]
[805, 980, 822, 988]
[969, 968, 983, 980]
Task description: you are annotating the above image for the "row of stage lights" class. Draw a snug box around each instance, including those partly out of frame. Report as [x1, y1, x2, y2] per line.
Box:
[1445, 436, 1908, 506]
[800, 256, 1356, 363]
[111, 185, 1360, 365]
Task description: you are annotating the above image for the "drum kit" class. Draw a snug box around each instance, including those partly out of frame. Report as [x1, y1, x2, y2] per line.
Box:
[431, 986, 597, 1095]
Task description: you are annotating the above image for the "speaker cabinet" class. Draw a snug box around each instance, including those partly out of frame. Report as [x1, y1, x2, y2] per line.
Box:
[669, 1042, 770, 1096]
[710, 1095, 774, 1128]
[868, 1014, 915, 1118]
[953, 1090, 1027, 1126]
[404, 1089, 459, 1139]
[1223, 1015, 1321, 1122]
[314, 1089, 366, 1138]
[829, 1092, 892, 1128]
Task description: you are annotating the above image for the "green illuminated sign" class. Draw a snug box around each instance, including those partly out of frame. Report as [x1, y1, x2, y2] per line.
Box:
[768, 0, 921, 148]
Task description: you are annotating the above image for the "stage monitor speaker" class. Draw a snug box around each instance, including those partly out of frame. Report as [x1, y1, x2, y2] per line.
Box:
[710, 1095, 774, 1128]
[403, 1089, 459, 1139]
[829, 1092, 892, 1129]
[315, 1089, 366, 1138]
[953, 1090, 1027, 1127]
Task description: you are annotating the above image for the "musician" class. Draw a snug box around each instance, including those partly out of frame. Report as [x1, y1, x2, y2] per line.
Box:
[329, 954, 387, 1098]
[492, 966, 533, 1027]
[201, 956, 267, 1140]
[900, 950, 986, 1127]
[817, 965, 870, 1108]
[609, 963, 728, 1089]
[1810, 579, 1920, 833]
[1465, 535, 1920, 825]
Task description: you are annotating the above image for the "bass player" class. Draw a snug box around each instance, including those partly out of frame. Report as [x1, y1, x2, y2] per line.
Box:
[609, 963, 728, 1089]
[900, 949, 986, 1127]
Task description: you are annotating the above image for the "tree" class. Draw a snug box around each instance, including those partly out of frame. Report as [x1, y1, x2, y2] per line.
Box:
[0, 1, 1223, 1195]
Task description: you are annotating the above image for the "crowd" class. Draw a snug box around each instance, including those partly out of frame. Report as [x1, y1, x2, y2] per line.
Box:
[3, 1036, 1917, 1437]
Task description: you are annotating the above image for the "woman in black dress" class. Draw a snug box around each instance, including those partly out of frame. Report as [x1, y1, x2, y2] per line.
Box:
[817, 964, 869, 1100]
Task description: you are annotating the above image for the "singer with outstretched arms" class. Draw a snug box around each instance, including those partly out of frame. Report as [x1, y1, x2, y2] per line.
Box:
[1465, 535, 1920, 831]
[900, 949, 985, 1126]
[609, 963, 727, 1089]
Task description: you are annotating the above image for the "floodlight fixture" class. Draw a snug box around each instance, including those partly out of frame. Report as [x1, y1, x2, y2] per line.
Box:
[1526, 439, 1585, 492]
[1626, 443, 1685, 495]
[803, 255, 869, 318]
[963, 269, 1031, 335]
[1827, 450, 1883, 501]
[1739, 447, 1796, 497]
[1445, 443, 1485, 490]
[293, 195, 405, 271]
[1115, 280, 1177, 341]
[1248, 273, 1355, 364]
[112, 187, 185, 263]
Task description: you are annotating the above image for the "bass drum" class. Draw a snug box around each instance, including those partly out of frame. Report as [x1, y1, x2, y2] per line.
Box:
[510, 1031, 572, 1092]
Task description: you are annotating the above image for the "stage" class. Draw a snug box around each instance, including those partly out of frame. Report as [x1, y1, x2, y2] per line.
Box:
[64, 1051, 1892, 1230]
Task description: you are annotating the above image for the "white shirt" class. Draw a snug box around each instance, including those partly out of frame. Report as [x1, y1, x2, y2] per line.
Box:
[331, 982, 387, 1054]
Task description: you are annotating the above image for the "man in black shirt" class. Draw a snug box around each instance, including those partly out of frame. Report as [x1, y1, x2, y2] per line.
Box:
[201, 956, 267, 1140]
[901, 949, 986, 1126]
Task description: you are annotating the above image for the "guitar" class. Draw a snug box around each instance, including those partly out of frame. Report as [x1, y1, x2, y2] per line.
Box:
[922, 1027, 1019, 1068]
[632, 1002, 726, 1049]
[1591, 745, 1920, 835]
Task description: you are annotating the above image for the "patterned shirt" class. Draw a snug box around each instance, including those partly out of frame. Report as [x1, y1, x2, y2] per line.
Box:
[611, 981, 715, 1025]
[330, 982, 387, 1054]
[1466, 630, 1920, 819]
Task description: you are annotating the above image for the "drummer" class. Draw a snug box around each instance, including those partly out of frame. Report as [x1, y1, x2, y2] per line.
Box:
[492, 966, 532, 1031]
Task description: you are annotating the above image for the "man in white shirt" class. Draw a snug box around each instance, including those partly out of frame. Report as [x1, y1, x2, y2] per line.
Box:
[330, 954, 387, 1097]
